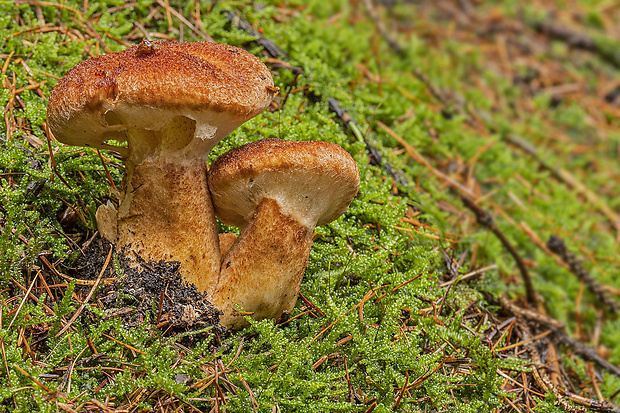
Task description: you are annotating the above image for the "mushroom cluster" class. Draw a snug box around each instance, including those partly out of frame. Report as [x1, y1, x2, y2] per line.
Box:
[47, 40, 359, 330]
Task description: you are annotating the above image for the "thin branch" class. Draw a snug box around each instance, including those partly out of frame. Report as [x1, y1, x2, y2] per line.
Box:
[154, 0, 214, 42]
[361, 0, 404, 54]
[224, 10, 285, 57]
[547, 235, 619, 316]
[226, 10, 408, 187]
[530, 19, 620, 68]
[55, 245, 113, 337]
[461, 196, 538, 307]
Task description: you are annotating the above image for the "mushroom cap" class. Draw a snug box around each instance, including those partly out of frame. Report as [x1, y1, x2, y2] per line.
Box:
[208, 139, 360, 229]
[47, 41, 275, 155]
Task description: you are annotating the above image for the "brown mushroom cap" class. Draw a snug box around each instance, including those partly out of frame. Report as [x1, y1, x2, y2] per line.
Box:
[47, 41, 275, 160]
[45, 41, 275, 294]
[208, 138, 360, 229]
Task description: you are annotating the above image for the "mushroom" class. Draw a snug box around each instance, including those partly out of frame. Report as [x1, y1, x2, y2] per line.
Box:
[207, 138, 360, 329]
[46, 40, 276, 292]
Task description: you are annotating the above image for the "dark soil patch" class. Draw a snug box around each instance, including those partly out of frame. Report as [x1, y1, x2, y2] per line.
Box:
[71, 236, 225, 340]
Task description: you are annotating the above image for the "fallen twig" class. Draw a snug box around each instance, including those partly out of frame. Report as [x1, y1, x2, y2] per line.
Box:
[329, 99, 407, 185]
[547, 235, 619, 317]
[557, 388, 620, 413]
[55, 245, 113, 338]
[498, 295, 620, 378]
[530, 19, 620, 68]
[498, 295, 564, 329]
[526, 335, 589, 413]
[461, 196, 538, 307]
[225, 10, 409, 187]
[224, 10, 286, 58]
[559, 324, 620, 375]
[361, 0, 403, 54]
[523, 321, 617, 411]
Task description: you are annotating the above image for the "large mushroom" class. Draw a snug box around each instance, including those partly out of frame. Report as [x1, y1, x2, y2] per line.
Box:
[47, 40, 276, 291]
[207, 139, 360, 329]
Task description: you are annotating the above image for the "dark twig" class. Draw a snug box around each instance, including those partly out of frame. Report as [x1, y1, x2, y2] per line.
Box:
[224, 10, 286, 58]
[328, 98, 407, 186]
[461, 196, 538, 307]
[525, 331, 591, 413]
[551, 326, 620, 379]
[557, 388, 620, 413]
[361, 0, 404, 54]
[226, 10, 408, 187]
[498, 295, 564, 329]
[533, 20, 594, 49]
[498, 295, 620, 379]
[530, 19, 620, 68]
[547, 235, 619, 316]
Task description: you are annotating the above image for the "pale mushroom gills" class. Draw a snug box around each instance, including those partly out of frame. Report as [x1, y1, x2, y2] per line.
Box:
[208, 138, 360, 329]
[46, 40, 276, 292]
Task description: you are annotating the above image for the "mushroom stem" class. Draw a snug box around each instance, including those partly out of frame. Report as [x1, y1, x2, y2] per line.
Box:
[210, 198, 313, 329]
[116, 160, 221, 292]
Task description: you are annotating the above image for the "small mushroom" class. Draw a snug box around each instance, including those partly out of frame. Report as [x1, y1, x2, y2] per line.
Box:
[47, 41, 276, 291]
[207, 139, 360, 329]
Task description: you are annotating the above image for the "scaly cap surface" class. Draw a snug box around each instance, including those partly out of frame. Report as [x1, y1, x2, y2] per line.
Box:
[47, 41, 275, 158]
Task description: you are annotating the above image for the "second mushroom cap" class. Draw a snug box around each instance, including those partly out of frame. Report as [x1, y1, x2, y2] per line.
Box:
[208, 138, 360, 230]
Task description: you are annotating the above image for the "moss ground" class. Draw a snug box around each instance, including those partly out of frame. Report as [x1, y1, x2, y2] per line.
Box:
[1, 0, 619, 411]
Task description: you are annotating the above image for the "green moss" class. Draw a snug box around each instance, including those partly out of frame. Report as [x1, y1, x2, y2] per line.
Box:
[1, 0, 618, 411]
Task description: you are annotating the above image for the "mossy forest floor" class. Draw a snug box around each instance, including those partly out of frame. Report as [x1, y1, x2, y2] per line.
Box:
[1, 0, 620, 411]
